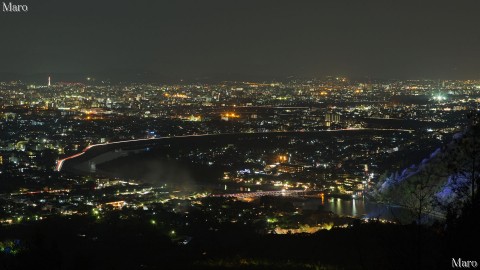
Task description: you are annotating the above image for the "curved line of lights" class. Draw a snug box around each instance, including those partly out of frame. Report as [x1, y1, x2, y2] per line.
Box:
[55, 128, 414, 172]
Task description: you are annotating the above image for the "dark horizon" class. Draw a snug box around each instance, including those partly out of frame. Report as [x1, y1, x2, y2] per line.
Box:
[1, 0, 480, 81]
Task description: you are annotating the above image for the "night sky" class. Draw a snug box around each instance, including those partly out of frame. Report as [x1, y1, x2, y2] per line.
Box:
[1, 0, 480, 80]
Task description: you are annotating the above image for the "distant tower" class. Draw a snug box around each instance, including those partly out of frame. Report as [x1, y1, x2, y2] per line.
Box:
[48, 76, 51, 87]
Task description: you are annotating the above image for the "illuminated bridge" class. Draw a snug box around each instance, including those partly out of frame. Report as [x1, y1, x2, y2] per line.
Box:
[212, 190, 307, 198]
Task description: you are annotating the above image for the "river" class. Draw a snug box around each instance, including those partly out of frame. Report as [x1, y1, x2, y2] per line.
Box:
[303, 197, 413, 221]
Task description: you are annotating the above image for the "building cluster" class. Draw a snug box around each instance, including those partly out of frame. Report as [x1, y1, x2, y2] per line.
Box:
[0, 77, 479, 233]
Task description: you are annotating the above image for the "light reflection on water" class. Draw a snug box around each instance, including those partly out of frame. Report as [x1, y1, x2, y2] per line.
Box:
[301, 197, 414, 222]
